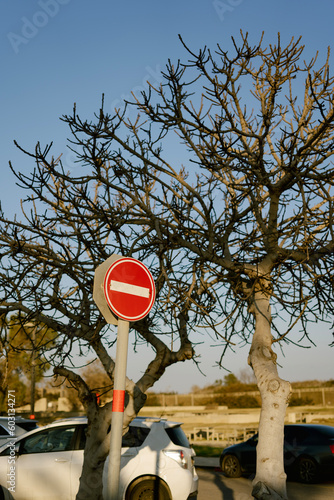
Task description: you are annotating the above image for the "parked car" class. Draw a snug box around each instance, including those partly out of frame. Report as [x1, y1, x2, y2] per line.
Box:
[0, 417, 38, 447]
[220, 424, 334, 483]
[0, 416, 198, 500]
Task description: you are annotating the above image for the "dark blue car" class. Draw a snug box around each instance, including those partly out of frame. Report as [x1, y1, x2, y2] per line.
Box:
[220, 424, 334, 483]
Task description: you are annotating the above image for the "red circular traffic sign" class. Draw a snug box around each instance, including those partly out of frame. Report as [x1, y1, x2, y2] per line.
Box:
[103, 257, 155, 321]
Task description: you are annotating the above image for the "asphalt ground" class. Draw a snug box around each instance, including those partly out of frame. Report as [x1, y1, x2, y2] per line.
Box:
[195, 459, 334, 500]
[194, 456, 220, 468]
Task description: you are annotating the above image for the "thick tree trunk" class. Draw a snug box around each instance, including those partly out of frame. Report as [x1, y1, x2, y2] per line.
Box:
[248, 290, 291, 500]
[75, 384, 146, 500]
[76, 406, 110, 500]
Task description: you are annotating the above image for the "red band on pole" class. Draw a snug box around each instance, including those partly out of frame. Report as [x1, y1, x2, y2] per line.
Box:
[112, 390, 125, 412]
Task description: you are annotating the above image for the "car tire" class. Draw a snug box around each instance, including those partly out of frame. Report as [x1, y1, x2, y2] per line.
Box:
[221, 454, 241, 478]
[296, 457, 319, 484]
[125, 476, 171, 500]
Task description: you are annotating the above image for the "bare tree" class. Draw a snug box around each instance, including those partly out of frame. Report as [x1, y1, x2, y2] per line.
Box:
[1, 32, 334, 499]
[0, 155, 195, 497]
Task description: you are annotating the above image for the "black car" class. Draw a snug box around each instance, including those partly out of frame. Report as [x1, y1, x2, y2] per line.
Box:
[220, 424, 334, 483]
[0, 417, 38, 447]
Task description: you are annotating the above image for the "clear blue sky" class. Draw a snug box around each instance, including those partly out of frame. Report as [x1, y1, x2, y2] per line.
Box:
[1, 0, 333, 392]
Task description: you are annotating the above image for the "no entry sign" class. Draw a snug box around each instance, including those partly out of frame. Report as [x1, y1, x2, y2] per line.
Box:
[103, 257, 155, 321]
[96, 255, 156, 499]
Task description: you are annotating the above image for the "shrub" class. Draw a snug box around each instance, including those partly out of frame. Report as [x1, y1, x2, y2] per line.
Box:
[289, 396, 314, 406]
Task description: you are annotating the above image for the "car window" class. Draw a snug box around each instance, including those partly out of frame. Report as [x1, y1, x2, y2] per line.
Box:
[78, 425, 87, 450]
[16, 421, 38, 432]
[76, 424, 150, 450]
[248, 434, 258, 444]
[165, 426, 190, 448]
[20, 426, 76, 454]
[284, 426, 309, 446]
[315, 426, 334, 439]
[122, 426, 150, 447]
[0, 425, 10, 437]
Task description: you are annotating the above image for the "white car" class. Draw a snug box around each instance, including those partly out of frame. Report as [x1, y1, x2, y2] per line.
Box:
[0, 417, 38, 447]
[0, 416, 198, 500]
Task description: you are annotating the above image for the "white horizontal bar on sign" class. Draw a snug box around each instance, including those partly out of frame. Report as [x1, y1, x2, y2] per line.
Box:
[109, 280, 150, 298]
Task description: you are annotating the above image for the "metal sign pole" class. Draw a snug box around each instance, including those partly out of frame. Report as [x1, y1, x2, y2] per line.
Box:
[107, 319, 130, 500]
[94, 255, 155, 499]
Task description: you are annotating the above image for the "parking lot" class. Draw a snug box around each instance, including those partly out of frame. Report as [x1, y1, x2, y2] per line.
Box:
[197, 467, 334, 500]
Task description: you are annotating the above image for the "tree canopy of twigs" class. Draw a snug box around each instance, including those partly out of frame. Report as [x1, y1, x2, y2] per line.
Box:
[1, 33, 334, 383]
